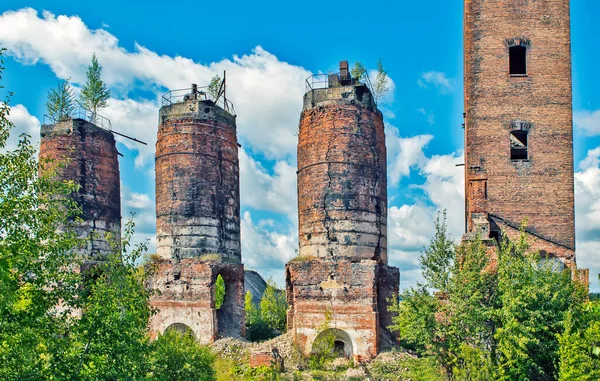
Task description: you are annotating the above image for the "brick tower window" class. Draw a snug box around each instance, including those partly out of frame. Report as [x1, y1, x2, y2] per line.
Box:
[510, 130, 528, 160]
[509, 46, 527, 75]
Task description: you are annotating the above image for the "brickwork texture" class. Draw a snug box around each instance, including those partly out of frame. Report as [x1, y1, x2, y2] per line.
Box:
[39, 119, 121, 261]
[464, 0, 578, 265]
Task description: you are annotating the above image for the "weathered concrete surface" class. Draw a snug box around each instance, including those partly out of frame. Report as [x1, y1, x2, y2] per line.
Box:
[287, 79, 399, 362]
[147, 259, 245, 343]
[464, 0, 584, 273]
[150, 96, 244, 343]
[39, 118, 121, 261]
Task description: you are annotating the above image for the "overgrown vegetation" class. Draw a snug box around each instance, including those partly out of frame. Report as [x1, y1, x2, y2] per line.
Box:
[79, 53, 110, 117]
[215, 274, 226, 310]
[389, 211, 590, 381]
[0, 49, 216, 380]
[45, 78, 76, 121]
[245, 279, 288, 342]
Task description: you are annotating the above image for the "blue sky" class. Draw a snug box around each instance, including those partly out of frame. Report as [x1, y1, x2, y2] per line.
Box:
[1, 1, 598, 291]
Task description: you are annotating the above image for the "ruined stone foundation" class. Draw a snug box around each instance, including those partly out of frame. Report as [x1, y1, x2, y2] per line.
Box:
[39, 119, 121, 262]
[286, 71, 399, 362]
[148, 91, 244, 343]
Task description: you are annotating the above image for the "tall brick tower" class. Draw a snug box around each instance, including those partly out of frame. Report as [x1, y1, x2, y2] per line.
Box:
[464, 0, 586, 281]
[148, 82, 245, 343]
[39, 117, 121, 262]
[286, 61, 399, 362]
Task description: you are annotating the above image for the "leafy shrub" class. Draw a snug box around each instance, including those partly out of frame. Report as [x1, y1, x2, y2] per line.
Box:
[215, 274, 225, 310]
[148, 329, 215, 381]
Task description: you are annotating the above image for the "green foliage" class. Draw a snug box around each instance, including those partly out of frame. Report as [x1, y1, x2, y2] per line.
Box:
[0, 48, 83, 379]
[259, 279, 288, 333]
[373, 58, 390, 104]
[350, 62, 366, 83]
[557, 300, 600, 380]
[148, 329, 216, 381]
[309, 310, 337, 369]
[390, 214, 585, 380]
[388, 287, 438, 353]
[46, 78, 76, 121]
[245, 291, 276, 342]
[420, 211, 454, 292]
[208, 75, 222, 99]
[215, 274, 226, 310]
[68, 219, 154, 380]
[79, 53, 110, 115]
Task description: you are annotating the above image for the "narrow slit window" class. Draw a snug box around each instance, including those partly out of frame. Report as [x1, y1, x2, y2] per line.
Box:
[510, 130, 528, 160]
[509, 46, 527, 75]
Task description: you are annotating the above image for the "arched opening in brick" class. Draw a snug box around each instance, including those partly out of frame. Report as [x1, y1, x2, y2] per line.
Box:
[214, 270, 242, 338]
[510, 130, 528, 160]
[165, 323, 194, 337]
[312, 328, 354, 358]
[537, 256, 566, 273]
[509, 45, 527, 75]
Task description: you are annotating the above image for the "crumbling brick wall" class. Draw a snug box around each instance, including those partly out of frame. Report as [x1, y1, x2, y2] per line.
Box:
[149, 95, 244, 342]
[39, 119, 121, 261]
[464, 0, 578, 265]
[147, 259, 245, 343]
[287, 79, 399, 362]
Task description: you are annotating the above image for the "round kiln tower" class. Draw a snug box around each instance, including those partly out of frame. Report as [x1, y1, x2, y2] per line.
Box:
[39, 118, 121, 260]
[297, 63, 388, 263]
[149, 82, 245, 343]
[155, 85, 241, 262]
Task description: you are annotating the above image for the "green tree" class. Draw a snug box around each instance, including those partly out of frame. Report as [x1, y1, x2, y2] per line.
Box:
[67, 219, 154, 380]
[208, 75, 222, 100]
[420, 211, 454, 292]
[215, 274, 226, 310]
[245, 290, 276, 342]
[260, 279, 288, 333]
[558, 298, 600, 380]
[148, 329, 215, 381]
[0, 48, 83, 380]
[79, 53, 110, 116]
[390, 215, 583, 380]
[350, 62, 366, 83]
[46, 78, 76, 121]
[245, 290, 260, 326]
[373, 58, 390, 104]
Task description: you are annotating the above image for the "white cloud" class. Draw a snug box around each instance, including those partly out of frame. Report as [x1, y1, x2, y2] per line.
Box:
[574, 147, 600, 290]
[0, 8, 312, 163]
[120, 185, 156, 255]
[574, 109, 600, 136]
[417, 71, 453, 93]
[239, 149, 297, 219]
[385, 126, 433, 187]
[101, 98, 159, 169]
[3, 104, 40, 152]
[241, 211, 297, 287]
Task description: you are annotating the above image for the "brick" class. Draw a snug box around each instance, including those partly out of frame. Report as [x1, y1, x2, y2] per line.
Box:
[463, 0, 585, 274]
[286, 76, 399, 363]
[39, 119, 121, 262]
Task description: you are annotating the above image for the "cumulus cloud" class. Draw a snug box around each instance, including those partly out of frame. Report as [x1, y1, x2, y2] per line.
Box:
[3, 104, 40, 152]
[121, 185, 156, 254]
[385, 126, 433, 187]
[574, 109, 600, 136]
[241, 211, 297, 287]
[0, 8, 311, 163]
[417, 71, 453, 93]
[574, 147, 600, 289]
[239, 149, 297, 219]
